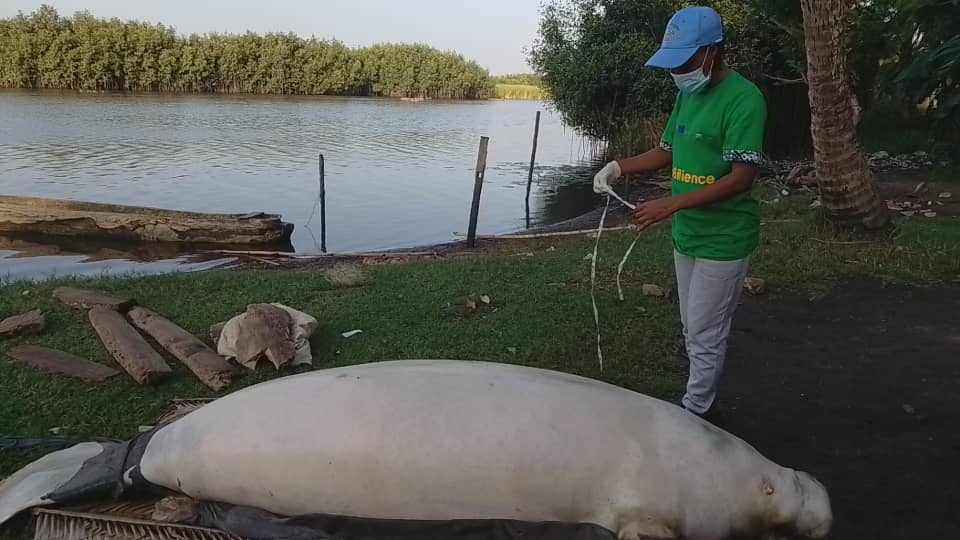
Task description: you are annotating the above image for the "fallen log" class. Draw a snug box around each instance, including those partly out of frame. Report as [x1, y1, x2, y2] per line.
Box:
[127, 307, 237, 391]
[88, 306, 171, 385]
[7, 346, 120, 382]
[0, 310, 46, 338]
[0, 194, 294, 245]
[53, 287, 134, 312]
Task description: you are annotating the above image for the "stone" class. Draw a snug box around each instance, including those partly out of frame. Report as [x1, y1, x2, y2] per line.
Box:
[6, 345, 120, 382]
[0, 310, 46, 338]
[641, 284, 667, 297]
[53, 287, 133, 311]
[744, 277, 767, 296]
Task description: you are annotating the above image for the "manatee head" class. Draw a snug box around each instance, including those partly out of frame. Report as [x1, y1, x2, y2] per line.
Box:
[757, 468, 832, 540]
[790, 470, 832, 538]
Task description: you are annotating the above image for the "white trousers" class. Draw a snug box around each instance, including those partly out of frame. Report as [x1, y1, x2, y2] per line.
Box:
[674, 250, 751, 414]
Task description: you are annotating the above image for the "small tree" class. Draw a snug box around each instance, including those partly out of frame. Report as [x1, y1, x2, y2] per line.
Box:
[800, 0, 889, 228]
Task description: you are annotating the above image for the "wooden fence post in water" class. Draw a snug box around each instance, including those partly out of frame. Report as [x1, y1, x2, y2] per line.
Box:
[525, 110, 541, 228]
[319, 153, 327, 253]
[466, 136, 490, 248]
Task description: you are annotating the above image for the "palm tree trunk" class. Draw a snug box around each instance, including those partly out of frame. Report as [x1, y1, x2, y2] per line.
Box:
[800, 0, 889, 229]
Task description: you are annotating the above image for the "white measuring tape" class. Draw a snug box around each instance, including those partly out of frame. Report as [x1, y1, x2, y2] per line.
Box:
[590, 191, 643, 371]
[606, 189, 636, 212]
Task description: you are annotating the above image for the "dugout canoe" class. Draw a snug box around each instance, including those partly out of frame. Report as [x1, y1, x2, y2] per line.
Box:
[0, 195, 294, 246]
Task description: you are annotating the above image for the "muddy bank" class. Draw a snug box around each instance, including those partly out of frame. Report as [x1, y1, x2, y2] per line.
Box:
[222, 181, 658, 271]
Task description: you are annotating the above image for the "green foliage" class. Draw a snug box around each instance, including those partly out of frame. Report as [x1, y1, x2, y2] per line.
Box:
[492, 73, 544, 87]
[527, 0, 810, 158]
[895, 0, 960, 140]
[528, 0, 679, 155]
[0, 6, 494, 99]
[494, 83, 544, 100]
[529, 0, 959, 160]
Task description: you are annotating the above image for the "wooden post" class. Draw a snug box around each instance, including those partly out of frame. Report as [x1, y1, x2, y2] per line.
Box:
[466, 136, 490, 248]
[319, 153, 327, 253]
[525, 110, 541, 228]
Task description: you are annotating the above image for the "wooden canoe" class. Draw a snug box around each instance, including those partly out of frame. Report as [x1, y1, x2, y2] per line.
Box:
[0, 195, 294, 246]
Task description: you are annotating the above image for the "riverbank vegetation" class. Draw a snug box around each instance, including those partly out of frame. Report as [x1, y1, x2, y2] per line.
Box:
[529, 0, 960, 161]
[0, 6, 494, 99]
[492, 73, 546, 100]
[492, 73, 544, 87]
[494, 83, 544, 100]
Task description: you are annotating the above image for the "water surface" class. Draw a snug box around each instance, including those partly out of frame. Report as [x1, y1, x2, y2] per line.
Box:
[0, 91, 601, 281]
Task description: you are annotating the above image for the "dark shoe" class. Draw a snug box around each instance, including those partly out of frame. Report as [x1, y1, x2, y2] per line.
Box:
[680, 399, 724, 427]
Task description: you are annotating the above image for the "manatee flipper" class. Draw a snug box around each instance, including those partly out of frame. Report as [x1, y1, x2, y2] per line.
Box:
[0, 442, 108, 525]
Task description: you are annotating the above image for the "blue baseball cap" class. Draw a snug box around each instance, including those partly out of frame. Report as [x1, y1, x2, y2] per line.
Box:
[645, 6, 723, 69]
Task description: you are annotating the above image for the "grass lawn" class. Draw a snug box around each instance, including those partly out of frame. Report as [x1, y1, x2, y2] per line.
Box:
[1, 192, 958, 539]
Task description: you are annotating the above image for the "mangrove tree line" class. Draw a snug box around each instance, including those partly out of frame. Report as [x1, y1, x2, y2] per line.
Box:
[0, 6, 494, 99]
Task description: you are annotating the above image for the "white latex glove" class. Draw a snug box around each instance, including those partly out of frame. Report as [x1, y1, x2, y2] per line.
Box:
[592, 161, 622, 195]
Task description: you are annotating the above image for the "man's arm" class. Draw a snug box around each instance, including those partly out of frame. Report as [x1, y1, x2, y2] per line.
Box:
[616, 147, 672, 176]
[633, 162, 756, 230]
[670, 161, 755, 210]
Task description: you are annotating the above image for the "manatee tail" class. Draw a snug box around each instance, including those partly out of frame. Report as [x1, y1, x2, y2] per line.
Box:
[0, 441, 124, 526]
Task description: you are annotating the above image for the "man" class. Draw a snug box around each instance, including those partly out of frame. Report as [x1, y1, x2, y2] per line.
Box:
[593, 6, 767, 422]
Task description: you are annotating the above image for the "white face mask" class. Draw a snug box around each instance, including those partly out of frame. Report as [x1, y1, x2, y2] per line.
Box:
[671, 48, 715, 94]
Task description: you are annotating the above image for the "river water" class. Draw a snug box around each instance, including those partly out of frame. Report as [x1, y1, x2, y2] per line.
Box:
[0, 90, 602, 282]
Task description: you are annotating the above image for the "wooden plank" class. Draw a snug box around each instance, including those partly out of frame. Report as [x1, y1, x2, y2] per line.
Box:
[54, 287, 134, 312]
[0, 309, 46, 338]
[7, 346, 120, 382]
[88, 306, 171, 385]
[127, 307, 237, 391]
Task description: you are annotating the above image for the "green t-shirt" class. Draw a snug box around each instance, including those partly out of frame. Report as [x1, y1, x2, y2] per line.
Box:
[660, 70, 767, 261]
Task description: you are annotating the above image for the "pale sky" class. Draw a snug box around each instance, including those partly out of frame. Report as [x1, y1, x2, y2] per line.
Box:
[0, 0, 544, 74]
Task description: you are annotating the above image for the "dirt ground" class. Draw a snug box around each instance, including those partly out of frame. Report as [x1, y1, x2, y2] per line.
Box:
[719, 281, 960, 539]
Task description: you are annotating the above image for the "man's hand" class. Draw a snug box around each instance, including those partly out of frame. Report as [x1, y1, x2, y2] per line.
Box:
[633, 197, 679, 230]
[593, 161, 622, 195]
